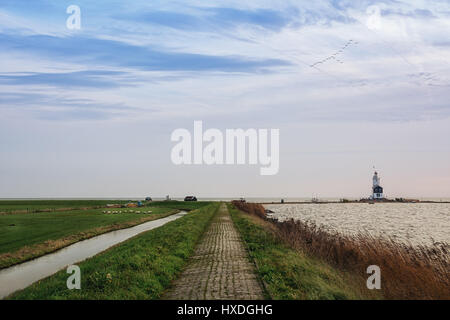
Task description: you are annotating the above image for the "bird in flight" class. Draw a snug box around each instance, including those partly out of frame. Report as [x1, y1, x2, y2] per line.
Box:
[310, 40, 359, 68]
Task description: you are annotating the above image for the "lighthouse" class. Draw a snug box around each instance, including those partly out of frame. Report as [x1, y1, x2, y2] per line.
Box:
[371, 171, 384, 200]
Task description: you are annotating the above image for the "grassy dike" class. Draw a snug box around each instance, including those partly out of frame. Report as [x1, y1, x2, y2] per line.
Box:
[8, 202, 220, 300]
[228, 204, 382, 300]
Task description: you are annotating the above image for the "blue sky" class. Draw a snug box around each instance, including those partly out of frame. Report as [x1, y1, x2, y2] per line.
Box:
[1, 0, 450, 198]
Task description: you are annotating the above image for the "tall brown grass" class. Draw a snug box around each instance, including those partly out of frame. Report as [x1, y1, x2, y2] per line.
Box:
[231, 201, 450, 300]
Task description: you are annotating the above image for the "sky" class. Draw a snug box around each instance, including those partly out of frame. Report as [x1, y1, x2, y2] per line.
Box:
[1, 0, 450, 199]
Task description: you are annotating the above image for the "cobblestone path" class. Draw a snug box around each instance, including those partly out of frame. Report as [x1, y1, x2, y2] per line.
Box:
[163, 203, 265, 300]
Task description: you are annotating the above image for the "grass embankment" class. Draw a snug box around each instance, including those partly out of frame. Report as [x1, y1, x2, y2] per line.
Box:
[228, 203, 377, 300]
[231, 201, 450, 300]
[0, 207, 180, 269]
[8, 202, 220, 299]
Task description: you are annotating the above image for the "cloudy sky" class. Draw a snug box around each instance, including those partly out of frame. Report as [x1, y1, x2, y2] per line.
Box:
[1, 0, 449, 199]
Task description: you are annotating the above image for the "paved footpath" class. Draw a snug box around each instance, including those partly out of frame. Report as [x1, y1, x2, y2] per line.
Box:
[164, 203, 265, 300]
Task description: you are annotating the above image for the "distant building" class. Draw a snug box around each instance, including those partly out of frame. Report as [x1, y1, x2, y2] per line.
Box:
[371, 171, 384, 200]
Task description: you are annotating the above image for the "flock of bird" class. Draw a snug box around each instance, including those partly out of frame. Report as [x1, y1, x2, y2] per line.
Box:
[310, 39, 359, 68]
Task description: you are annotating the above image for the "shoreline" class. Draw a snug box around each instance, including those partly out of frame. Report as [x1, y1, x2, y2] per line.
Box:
[262, 201, 450, 247]
[260, 200, 450, 205]
[232, 201, 450, 300]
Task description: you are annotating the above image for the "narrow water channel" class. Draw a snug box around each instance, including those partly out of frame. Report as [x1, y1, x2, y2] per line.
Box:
[0, 211, 187, 299]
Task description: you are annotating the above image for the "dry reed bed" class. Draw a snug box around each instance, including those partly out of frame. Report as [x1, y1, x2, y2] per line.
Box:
[231, 201, 450, 300]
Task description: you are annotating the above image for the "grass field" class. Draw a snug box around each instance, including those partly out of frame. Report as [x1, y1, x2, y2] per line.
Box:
[0, 200, 131, 213]
[0, 201, 212, 269]
[143, 200, 212, 211]
[0, 200, 212, 214]
[228, 204, 381, 300]
[8, 202, 220, 300]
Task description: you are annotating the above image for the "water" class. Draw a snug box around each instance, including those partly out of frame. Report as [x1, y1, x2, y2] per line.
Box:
[0, 211, 187, 299]
[264, 203, 450, 246]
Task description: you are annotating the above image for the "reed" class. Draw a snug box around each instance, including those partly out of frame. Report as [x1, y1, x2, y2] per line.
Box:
[231, 201, 450, 300]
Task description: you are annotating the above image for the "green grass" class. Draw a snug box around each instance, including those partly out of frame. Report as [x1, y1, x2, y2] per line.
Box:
[0, 200, 212, 213]
[0, 207, 178, 269]
[0, 200, 213, 269]
[228, 204, 381, 300]
[143, 200, 211, 211]
[8, 202, 220, 300]
[0, 207, 175, 254]
[0, 200, 131, 213]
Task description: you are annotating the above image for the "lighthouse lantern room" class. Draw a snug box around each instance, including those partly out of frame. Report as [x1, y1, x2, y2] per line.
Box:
[371, 171, 384, 200]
